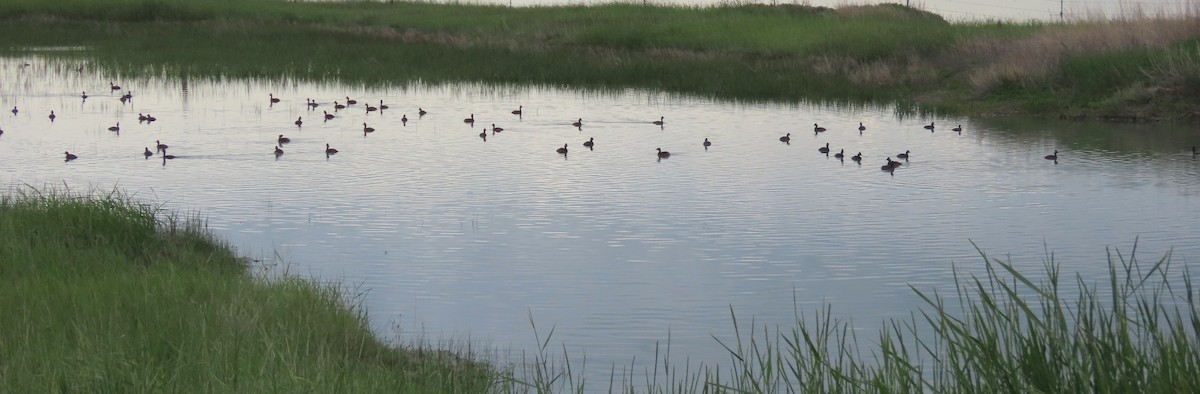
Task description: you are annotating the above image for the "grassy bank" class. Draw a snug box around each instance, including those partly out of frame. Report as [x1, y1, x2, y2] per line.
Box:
[0, 0, 1197, 120]
[0, 191, 495, 392]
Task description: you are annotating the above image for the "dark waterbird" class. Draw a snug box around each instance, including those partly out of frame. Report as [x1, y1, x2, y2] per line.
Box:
[143, 147, 153, 158]
[277, 134, 291, 144]
[952, 125, 963, 132]
[572, 118, 583, 128]
[64, 151, 78, 161]
[324, 111, 334, 120]
[325, 144, 339, 155]
[858, 122, 866, 132]
[813, 123, 826, 132]
[379, 100, 389, 110]
[345, 97, 357, 105]
[363, 123, 375, 133]
[1045, 150, 1058, 160]
[556, 144, 568, 154]
[274, 146, 284, 157]
[882, 157, 900, 170]
[49, 111, 56, 121]
[109, 82, 120, 91]
[295, 117, 303, 127]
[269, 93, 280, 103]
[924, 121, 935, 130]
[652, 116, 664, 125]
[779, 133, 791, 143]
[703, 138, 712, 148]
[512, 106, 522, 115]
[464, 114, 475, 124]
[108, 122, 119, 132]
[155, 140, 168, 152]
[851, 152, 862, 162]
[819, 143, 830, 154]
[834, 149, 844, 159]
[897, 150, 910, 160]
[334, 101, 346, 110]
[492, 124, 503, 132]
[583, 137, 594, 148]
[418, 108, 427, 116]
[657, 148, 671, 158]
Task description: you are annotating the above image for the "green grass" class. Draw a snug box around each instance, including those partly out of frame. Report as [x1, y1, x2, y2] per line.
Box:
[2, 0, 1198, 119]
[706, 242, 1200, 392]
[0, 189, 496, 392]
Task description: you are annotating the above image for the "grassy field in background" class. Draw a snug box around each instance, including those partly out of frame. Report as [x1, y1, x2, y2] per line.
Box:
[0, 0, 1197, 120]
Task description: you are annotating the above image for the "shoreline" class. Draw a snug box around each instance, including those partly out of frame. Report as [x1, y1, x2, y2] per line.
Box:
[3, 191, 1195, 392]
[0, 1, 1196, 122]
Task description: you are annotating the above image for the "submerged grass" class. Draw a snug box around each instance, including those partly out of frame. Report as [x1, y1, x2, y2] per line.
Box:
[0, 189, 495, 392]
[0, 0, 1198, 119]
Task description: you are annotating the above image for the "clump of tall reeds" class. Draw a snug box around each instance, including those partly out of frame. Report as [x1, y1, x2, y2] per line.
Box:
[698, 242, 1200, 392]
[960, 15, 1200, 94]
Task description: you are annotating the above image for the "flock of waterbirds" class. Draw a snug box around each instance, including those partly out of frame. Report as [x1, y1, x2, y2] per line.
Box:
[10, 80, 1179, 170]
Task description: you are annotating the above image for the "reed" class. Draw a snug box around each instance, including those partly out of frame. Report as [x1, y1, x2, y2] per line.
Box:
[508, 242, 1200, 392]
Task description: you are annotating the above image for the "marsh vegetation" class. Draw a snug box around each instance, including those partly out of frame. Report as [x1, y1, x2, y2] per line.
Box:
[1, 0, 1198, 120]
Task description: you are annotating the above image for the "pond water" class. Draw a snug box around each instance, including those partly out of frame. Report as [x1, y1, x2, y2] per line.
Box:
[3, 57, 1199, 383]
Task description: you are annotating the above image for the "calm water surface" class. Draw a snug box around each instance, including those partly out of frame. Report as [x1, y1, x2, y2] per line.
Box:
[3, 58, 1199, 380]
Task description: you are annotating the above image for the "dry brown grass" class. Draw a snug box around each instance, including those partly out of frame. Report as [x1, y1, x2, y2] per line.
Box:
[834, 3, 945, 22]
[959, 17, 1200, 94]
[1142, 42, 1200, 83]
[807, 53, 939, 88]
[859, 55, 939, 86]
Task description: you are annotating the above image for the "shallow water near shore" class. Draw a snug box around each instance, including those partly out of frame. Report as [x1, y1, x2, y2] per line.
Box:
[3, 56, 1199, 382]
